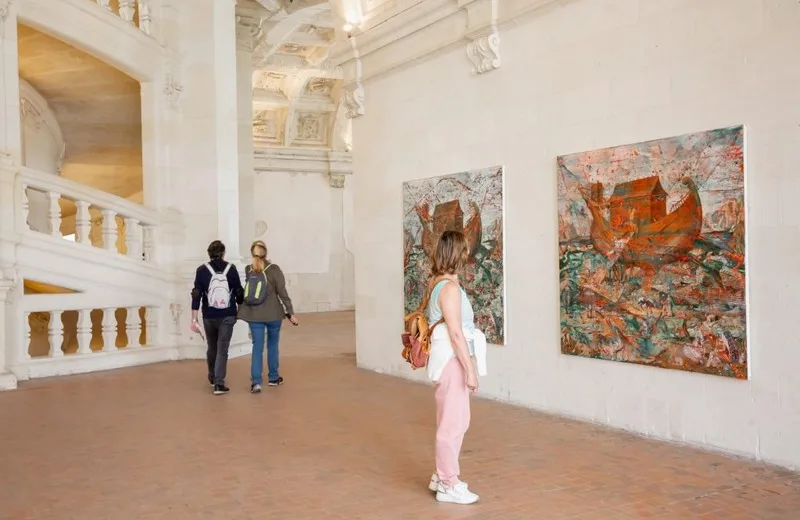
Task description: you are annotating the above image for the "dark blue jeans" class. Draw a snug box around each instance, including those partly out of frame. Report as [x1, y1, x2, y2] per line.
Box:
[249, 320, 282, 384]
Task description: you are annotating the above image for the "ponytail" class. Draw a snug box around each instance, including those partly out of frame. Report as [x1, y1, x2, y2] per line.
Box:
[250, 240, 268, 273]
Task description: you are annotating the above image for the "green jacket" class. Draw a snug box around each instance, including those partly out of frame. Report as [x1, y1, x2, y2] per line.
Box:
[237, 263, 295, 323]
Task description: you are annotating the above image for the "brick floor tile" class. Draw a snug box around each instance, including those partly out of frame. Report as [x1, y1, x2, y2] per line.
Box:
[0, 311, 798, 519]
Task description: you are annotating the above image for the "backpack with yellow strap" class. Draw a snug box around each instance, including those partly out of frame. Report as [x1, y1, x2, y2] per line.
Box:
[401, 277, 446, 370]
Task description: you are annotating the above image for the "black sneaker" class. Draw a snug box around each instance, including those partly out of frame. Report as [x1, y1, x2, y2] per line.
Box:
[208, 376, 214, 386]
[213, 384, 230, 395]
[250, 383, 262, 393]
[268, 377, 284, 387]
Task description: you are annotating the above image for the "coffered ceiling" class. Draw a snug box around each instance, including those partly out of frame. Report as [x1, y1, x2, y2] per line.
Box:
[239, 0, 348, 151]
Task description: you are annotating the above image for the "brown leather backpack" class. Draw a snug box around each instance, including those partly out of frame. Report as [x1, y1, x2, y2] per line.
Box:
[401, 278, 446, 370]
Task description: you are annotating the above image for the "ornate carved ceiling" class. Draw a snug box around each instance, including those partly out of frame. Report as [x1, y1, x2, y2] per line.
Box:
[237, 0, 350, 152]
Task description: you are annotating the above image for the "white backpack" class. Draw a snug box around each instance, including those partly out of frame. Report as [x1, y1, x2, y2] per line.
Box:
[206, 263, 233, 309]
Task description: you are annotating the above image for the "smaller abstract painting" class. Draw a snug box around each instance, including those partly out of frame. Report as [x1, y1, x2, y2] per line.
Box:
[558, 126, 747, 379]
[403, 166, 506, 344]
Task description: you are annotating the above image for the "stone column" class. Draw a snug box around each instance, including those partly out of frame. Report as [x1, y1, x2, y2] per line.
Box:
[176, 0, 249, 353]
[178, 0, 241, 261]
[0, 3, 22, 389]
[236, 17, 258, 259]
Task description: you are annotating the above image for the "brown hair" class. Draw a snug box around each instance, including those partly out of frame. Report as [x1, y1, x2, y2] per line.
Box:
[431, 230, 469, 276]
[250, 240, 268, 273]
[207, 240, 225, 260]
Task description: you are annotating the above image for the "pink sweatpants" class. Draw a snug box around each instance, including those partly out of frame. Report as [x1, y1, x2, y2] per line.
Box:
[434, 357, 471, 487]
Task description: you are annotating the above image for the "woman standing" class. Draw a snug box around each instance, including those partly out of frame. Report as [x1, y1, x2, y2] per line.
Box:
[424, 230, 486, 505]
[238, 240, 298, 393]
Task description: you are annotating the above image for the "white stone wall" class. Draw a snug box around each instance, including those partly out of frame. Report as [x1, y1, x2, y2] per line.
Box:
[252, 170, 355, 313]
[352, 0, 800, 468]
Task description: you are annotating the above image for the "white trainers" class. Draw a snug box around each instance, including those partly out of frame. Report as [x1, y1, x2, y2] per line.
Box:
[428, 473, 442, 492]
[435, 481, 479, 505]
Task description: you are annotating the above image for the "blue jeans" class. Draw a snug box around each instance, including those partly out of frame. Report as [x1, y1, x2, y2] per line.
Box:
[249, 320, 282, 384]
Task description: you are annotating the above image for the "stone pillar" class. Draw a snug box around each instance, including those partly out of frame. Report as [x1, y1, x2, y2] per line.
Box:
[176, 0, 250, 353]
[0, 3, 22, 389]
[236, 17, 257, 259]
[178, 0, 241, 263]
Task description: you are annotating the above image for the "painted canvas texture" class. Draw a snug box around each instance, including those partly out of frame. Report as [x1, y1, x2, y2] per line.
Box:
[403, 166, 506, 345]
[558, 126, 747, 379]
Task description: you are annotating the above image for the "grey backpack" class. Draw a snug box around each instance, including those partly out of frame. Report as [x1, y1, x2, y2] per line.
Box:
[243, 264, 272, 306]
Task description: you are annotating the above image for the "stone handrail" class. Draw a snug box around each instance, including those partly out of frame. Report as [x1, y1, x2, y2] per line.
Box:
[16, 166, 161, 261]
[24, 305, 159, 359]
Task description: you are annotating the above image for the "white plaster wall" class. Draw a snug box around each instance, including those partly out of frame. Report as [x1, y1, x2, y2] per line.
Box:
[252, 171, 354, 313]
[352, 0, 800, 468]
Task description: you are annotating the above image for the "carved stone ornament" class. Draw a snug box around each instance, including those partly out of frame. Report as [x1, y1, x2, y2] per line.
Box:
[329, 173, 346, 189]
[306, 77, 334, 96]
[342, 84, 365, 119]
[466, 30, 501, 75]
[254, 72, 286, 93]
[164, 73, 183, 109]
[253, 109, 282, 141]
[296, 113, 321, 140]
[254, 220, 267, 237]
[0, 0, 12, 23]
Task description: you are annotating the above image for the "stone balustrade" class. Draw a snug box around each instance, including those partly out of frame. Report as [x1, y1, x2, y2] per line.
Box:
[92, 0, 153, 36]
[25, 306, 159, 359]
[17, 166, 159, 262]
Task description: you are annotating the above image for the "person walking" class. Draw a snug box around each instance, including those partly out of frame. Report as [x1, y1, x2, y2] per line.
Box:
[237, 240, 298, 393]
[190, 240, 243, 395]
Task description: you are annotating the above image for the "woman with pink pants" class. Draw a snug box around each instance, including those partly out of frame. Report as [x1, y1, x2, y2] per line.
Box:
[423, 230, 486, 505]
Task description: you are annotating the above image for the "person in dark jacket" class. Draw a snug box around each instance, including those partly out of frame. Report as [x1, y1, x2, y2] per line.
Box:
[238, 240, 297, 393]
[190, 240, 243, 395]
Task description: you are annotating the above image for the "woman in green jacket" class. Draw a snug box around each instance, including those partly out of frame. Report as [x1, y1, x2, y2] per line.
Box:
[238, 240, 298, 393]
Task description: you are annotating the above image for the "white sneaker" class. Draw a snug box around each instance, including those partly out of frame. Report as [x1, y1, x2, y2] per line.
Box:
[436, 481, 479, 504]
[430, 474, 472, 493]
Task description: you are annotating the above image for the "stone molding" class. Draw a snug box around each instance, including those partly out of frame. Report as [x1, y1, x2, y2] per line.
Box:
[330, 0, 560, 84]
[253, 148, 352, 188]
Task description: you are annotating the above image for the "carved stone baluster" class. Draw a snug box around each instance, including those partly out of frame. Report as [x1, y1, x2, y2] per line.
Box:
[96, 0, 112, 11]
[75, 201, 91, 245]
[126, 307, 142, 348]
[24, 313, 32, 360]
[119, 0, 136, 23]
[138, 0, 152, 35]
[48, 310, 64, 358]
[124, 218, 140, 259]
[20, 184, 29, 232]
[145, 307, 158, 346]
[142, 225, 155, 262]
[101, 209, 118, 252]
[77, 309, 93, 354]
[47, 191, 61, 237]
[101, 308, 117, 352]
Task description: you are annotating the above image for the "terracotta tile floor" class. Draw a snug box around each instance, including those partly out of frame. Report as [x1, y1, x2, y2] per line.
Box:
[1, 311, 799, 520]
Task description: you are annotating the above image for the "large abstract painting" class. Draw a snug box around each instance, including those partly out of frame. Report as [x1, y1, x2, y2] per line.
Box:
[558, 126, 747, 379]
[403, 166, 506, 344]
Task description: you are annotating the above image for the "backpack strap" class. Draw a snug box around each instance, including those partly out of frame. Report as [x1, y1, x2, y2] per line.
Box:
[221, 263, 232, 276]
[421, 277, 452, 335]
[418, 276, 451, 312]
[205, 263, 217, 276]
[262, 263, 274, 287]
